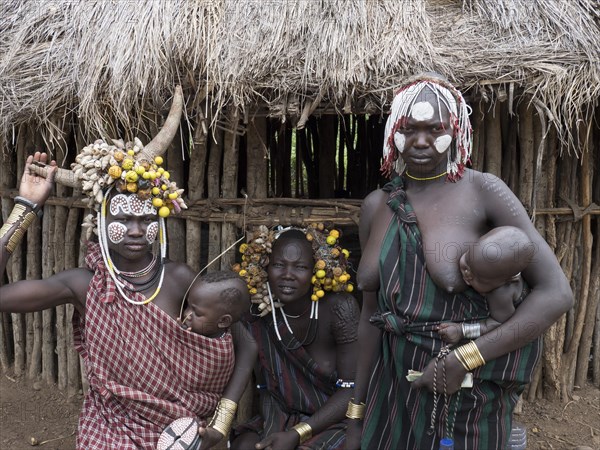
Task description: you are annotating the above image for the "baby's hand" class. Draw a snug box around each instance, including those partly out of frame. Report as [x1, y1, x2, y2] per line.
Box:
[437, 322, 462, 345]
[176, 316, 191, 331]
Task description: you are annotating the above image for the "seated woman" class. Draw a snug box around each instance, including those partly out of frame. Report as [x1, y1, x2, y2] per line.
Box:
[345, 74, 573, 450]
[231, 225, 360, 450]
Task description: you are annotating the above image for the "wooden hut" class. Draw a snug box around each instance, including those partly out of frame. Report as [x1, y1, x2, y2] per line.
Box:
[0, 0, 598, 428]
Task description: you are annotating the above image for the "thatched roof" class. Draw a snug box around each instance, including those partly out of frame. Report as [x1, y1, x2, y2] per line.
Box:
[1, 0, 599, 150]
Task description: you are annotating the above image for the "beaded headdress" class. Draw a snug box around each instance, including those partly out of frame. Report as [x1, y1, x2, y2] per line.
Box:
[381, 75, 473, 181]
[233, 224, 353, 340]
[30, 86, 188, 239]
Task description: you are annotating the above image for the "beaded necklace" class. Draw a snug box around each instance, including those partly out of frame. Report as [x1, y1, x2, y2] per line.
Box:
[117, 253, 157, 278]
[405, 171, 448, 181]
[266, 282, 319, 344]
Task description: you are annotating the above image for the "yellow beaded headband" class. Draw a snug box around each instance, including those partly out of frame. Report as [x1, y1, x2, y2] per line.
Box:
[232, 224, 353, 317]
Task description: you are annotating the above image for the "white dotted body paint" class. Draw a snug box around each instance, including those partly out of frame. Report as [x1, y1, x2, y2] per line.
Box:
[434, 135, 452, 153]
[394, 133, 406, 153]
[410, 102, 434, 121]
[110, 194, 156, 217]
[146, 222, 159, 244]
[107, 222, 127, 244]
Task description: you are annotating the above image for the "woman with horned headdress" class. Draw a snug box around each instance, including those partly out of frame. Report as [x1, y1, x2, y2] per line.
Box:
[0, 87, 257, 450]
[344, 74, 572, 450]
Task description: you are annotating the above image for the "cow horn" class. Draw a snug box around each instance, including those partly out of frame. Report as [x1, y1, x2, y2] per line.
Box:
[29, 164, 79, 188]
[137, 85, 184, 163]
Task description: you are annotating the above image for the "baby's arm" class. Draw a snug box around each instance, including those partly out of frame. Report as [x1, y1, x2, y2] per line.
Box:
[438, 282, 522, 344]
[486, 282, 519, 323]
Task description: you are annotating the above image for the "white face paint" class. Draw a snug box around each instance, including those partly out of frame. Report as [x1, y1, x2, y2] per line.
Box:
[410, 102, 434, 121]
[110, 194, 156, 217]
[146, 222, 159, 244]
[434, 135, 452, 153]
[393, 132, 406, 153]
[107, 222, 127, 244]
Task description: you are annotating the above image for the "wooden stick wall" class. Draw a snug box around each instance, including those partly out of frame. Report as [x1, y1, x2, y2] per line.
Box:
[0, 97, 598, 407]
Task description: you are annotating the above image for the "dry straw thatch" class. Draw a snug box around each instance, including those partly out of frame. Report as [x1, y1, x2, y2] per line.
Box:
[1, 0, 599, 152]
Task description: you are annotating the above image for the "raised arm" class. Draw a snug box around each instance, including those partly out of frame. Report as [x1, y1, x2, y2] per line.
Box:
[0, 152, 88, 314]
[1, 152, 56, 273]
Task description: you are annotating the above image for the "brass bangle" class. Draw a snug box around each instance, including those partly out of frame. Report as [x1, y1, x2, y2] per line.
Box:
[454, 347, 471, 371]
[455, 341, 486, 371]
[1, 204, 37, 254]
[345, 398, 366, 420]
[208, 397, 238, 437]
[291, 421, 312, 444]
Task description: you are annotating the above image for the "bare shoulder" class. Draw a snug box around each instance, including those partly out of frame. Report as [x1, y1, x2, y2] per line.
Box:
[359, 188, 389, 246]
[327, 292, 360, 315]
[326, 293, 360, 344]
[361, 188, 388, 216]
[163, 260, 196, 285]
[466, 170, 530, 223]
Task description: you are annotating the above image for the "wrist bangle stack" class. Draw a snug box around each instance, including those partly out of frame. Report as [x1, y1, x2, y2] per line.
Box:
[14, 196, 43, 218]
[207, 398, 237, 437]
[291, 422, 312, 444]
[345, 398, 366, 420]
[0, 204, 38, 254]
[454, 341, 486, 371]
[462, 322, 481, 339]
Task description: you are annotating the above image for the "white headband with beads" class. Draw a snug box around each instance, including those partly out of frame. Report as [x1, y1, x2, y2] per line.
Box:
[382, 80, 472, 180]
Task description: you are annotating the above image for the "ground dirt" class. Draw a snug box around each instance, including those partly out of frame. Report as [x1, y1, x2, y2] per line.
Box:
[0, 373, 598, 449]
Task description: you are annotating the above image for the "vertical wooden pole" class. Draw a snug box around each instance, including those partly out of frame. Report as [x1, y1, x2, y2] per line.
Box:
[573, 127, 594, 387]
[207, 126, 223, 271]
[11, 134, 27, 376]
[278, 122, 292, 198]
[67, 120, 90, 394]
[0, 133, 16, 372]
[502, 106, 519, 192]
[557, 155, 578, 400]
[540, 130, 564, 401]
[166, 122, 186, 264]
[484, 100, 502, 177]
[517, 101, 534, 212]
[42, 204, 56, 385]
[472, 100, 485, 172]
[246, 117, 268, 199]
[186, 116, 208, 272]
[221, 110, 240, 270]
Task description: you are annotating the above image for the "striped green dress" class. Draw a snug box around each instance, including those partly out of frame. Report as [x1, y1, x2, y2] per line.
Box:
[361, 177, 541, 450]
[234, 312, 347, 449]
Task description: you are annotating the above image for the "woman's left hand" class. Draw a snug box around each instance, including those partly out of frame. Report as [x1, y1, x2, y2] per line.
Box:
[411, 352, 467, 395]
[255, 430, 300, 450]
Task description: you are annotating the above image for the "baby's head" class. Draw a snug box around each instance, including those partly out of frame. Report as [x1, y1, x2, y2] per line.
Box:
[459, 226, 535, 294]
[182, 270, 250, 337]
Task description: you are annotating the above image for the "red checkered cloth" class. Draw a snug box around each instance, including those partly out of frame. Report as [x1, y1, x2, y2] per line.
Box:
[72, 243, 235, 449]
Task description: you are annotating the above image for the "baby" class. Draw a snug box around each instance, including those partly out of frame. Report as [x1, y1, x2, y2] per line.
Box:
[438, 226, 535, 344]
[180, 270, 250, 337]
